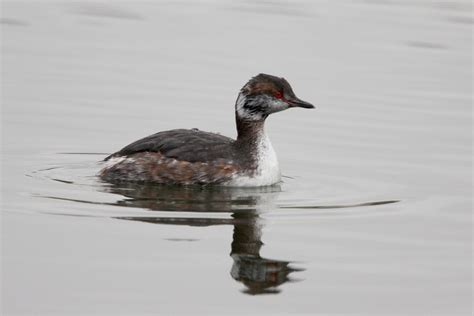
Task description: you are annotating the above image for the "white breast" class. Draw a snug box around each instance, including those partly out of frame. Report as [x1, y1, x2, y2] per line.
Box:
[228, 132, 281, 187]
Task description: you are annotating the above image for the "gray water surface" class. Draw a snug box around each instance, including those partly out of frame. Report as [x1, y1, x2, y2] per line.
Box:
[2, 1, 472, 315]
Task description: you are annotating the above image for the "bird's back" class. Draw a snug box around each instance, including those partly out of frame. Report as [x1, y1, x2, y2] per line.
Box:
[100, 129, 241, 185]
[105, 128, 236, 162]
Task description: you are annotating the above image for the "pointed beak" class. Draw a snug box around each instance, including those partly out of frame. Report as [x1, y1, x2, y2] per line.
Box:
[288, 97, 315, 109]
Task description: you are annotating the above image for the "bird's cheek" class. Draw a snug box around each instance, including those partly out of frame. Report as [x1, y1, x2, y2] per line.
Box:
[269, 100, 290, 113]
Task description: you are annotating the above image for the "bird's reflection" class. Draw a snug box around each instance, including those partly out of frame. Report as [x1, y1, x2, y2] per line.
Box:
[229, 211, 301, 295]
[101, 182, 302, 295]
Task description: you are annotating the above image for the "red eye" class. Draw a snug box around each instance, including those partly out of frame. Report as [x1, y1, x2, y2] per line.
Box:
[274, 91, 283, 99]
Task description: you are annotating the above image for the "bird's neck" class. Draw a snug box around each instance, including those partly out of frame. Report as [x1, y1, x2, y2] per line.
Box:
[233, 94, 273, 171]
[233, 116, 267, 170]
[234, 93, 267, 142]
[235, 117, 266, 143]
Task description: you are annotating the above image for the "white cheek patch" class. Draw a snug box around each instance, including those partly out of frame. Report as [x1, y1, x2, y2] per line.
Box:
[235, 93, 249, 119]
[236, 93, 288, 120]
[235, 94, 266, 121]
[268, 99, 289, 114]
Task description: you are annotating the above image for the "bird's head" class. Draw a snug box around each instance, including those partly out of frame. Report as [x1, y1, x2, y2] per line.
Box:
[235, 73, 314, 121]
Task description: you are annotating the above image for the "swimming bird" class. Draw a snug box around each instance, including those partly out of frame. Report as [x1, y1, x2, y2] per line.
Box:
[100, 73, 314, 186]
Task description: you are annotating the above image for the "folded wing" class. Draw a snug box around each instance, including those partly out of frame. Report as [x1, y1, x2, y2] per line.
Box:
[105, 129, 235, 163]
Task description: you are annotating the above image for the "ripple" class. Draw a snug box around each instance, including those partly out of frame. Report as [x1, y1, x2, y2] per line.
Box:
[0, 18, 29, 26]
[69, 3, 143, 20]
[30, 154, 400, 219]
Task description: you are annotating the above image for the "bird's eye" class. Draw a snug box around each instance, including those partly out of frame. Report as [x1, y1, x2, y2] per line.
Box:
[274, 91, 283, 99]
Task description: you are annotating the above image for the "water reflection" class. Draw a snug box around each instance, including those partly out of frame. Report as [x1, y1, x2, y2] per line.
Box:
[102, 182, 302, 295]
[229, 211, 301, 295]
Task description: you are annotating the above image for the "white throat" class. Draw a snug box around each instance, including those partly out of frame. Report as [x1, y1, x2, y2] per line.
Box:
[228, 129, 281, 187]
[255, 131, 281, 183]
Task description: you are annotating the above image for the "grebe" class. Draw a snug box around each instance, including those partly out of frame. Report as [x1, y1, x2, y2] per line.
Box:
[100, 73, 314, 186]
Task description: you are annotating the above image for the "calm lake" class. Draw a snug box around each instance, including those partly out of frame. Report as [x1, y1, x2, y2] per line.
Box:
[2, 0, 472, 315]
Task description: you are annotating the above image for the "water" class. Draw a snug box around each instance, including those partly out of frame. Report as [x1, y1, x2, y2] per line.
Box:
[1, 1, 472, 315]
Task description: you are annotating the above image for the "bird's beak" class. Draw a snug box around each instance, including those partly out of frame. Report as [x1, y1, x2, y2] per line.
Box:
[288, 97, 315, 109]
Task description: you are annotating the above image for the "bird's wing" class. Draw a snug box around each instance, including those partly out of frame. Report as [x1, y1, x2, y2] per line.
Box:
[105, 129, 235, 163]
